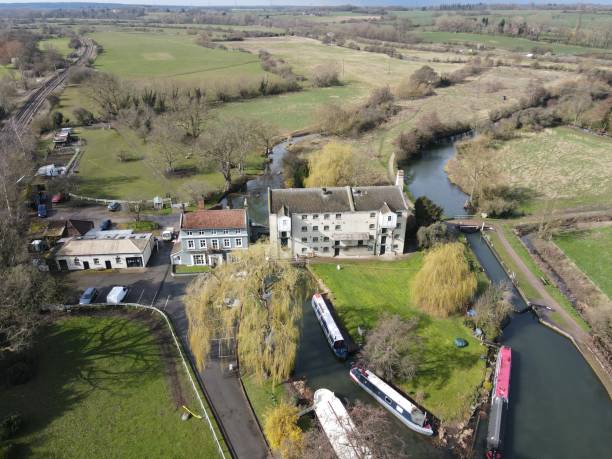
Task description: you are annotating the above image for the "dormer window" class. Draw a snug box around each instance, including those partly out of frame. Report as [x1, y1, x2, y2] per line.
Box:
[186, 231, 193, 236]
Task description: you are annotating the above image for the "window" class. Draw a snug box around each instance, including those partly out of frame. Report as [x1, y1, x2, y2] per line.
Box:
[324, 214, 330, 220]
[368, 246, 373, 251]
[223, 238, 231, 248]
[211, 239, 219, 250]
[212, 229, 218, 235]
[396, 222, 402, 229]
[370, 212, 376, 218]
[186, 231, 193, 236]
[358, 240, 363, 246]
[199, 239, 207, 249]
[324, 225, 329, 231]
[397, 212, 402, 217]
[313, 214, 319, 219]
[199, 230, 205, 235]
[313, 226, 318, 231]
[223, 229, 229, 234]
[93, 258, 100, 265]
[235, 229, 241, 234]
[313, 237, 319, 242]
[301, 237, 307, 242]
[74, 257, 80, 265]
[235, 238, 243, 247]
[323, 247, 329, 252]
[313, 247, 319, 252]
[301, 226, 307, 232]
[369, 224, 375, 229]
[335, 225, 341, 230]
[388, 216, 392, 221]
[323, 237, 329, 242]
[187, 240, 195, 249]
[301, 215, 307, 220]
[193, 254, 205, 265]
[335, 213, 341, 219]
[393, 244, 399, 249]
[301, 247, 307, 253]
[115, 256, 122, 263]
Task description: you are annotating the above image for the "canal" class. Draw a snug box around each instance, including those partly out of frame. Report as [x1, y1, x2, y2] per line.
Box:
[239, 136, 611, 458]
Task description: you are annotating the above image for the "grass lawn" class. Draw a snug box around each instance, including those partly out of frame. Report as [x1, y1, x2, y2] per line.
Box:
[493, 127, 612, 213]
[309, 255, 486, 423]
[76, 127, 264, 200]
[487, 225, 589, 332]
[414, 31, 610, 55]
[0, 315, 224, 458]
[175, 265, 212, 274]
[91, 30, 266, 84]
[241, 375, 288, 427]
[39, 37, 73, 57]
[554, 226, 612, 300]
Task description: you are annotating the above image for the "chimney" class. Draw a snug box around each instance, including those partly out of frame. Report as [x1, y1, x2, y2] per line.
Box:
[395, 170, 405, 189]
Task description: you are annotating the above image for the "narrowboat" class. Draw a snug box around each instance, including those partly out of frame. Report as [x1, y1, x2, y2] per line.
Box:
[486, 346, 512, 459]
[311, 293, 348, 360]
[349, 365, 434, 436]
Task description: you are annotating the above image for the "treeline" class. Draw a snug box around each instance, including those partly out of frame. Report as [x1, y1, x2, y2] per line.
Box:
[0, 29, 67, 76]
[396, 61, 485, 99]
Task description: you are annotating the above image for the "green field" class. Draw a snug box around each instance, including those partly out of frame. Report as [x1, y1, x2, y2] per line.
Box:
[76, 127, 263, 200]
[91, 30, 266, 84]
[0, 315, 224, 458]
[494, 127, 612, 213]
[415, 31, 609, 55]
[310, 256, 486, 423]
[554, 226, 612, 299]
[38, 37, 73, 57]
[241, 375, 288, 427]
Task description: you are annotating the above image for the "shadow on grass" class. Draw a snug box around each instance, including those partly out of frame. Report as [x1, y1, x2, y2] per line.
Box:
[1, 314, 166, 456]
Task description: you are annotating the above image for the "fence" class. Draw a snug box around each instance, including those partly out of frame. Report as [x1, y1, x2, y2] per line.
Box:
[68, 193, 172, 208]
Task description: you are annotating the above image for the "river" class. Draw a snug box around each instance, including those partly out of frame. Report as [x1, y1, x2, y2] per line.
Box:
[239, 136, 611, 458]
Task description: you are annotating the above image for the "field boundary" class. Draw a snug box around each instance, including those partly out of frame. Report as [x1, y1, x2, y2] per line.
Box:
[61, 302, 230, 459]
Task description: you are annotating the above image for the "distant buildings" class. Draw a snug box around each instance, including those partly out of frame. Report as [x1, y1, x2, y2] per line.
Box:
[171, 208, 250, 267]
[268, 171, 413, 259]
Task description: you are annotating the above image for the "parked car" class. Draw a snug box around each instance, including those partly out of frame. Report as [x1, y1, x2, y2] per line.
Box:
[52, 192, 68, 203]
[161, 227, 174, 241]
[79, 287, 99, 305]
[37, 203, 48, 218]
[106, 286, 128, 304]
[100, 219, 112, 231]
[107, 201, 120, 212]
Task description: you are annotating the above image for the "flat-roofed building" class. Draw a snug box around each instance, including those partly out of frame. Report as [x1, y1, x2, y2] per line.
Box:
[269, 171, 413, 258]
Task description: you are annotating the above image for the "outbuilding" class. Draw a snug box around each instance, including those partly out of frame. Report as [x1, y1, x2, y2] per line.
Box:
[54, 231, 154, 271]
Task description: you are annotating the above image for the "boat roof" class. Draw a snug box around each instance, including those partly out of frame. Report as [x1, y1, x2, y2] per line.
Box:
[313, 389, 368, 459]
[312, 294, 344, 343]
[495, 346, 512, 401]
[487, 396, 504, 449]
[362, 369, 426, 426]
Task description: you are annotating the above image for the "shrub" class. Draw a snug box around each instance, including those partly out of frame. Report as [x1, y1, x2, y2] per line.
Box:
[73, 107, 95, 126]
[0, 414, 22, 441]
[473, 284, 512, 340]
[263, 403, 303, 459]
[417, 222, 457, 249]
[312, 64, 341, 88]
[414, 196, 444, 228]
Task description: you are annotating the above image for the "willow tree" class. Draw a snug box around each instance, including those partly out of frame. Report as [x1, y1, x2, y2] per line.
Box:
[263, 403, 303, 459]
[412, 242, 477, 317]
[186, 244, 309, 383]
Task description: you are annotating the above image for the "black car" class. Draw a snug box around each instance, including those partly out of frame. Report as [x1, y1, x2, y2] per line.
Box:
[107, 201, 120, 212]
[100, 219, 112, 231]
[79, 287, 99, 305]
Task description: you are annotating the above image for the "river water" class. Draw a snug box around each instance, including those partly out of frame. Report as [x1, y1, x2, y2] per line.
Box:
[241, 137, 611, 458]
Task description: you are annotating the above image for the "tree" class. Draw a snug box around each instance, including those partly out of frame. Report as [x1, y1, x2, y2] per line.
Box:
[473, 283, 512, 340]
[416, 221, 456, 249]
[52, 111, 64, 129]
[186, 244, 309, 383]
[413, 243, 477, 317]
[87, 72, 131, 120]
[361, 314, 421, 381]
[73, 107, 95, 126]
[414, 196, 443, 228]
[263, 403, 303, 459]
[149, 119, 184, 174]
[174, 90, 207, 139]
[177, 179, 219, 206]
[250, 120, 279, 155]
[198, 117, 256, 192]
[304, 142, 383, 188]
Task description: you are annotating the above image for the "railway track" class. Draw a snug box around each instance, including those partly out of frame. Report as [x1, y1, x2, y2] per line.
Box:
[6, 37, 96, 133]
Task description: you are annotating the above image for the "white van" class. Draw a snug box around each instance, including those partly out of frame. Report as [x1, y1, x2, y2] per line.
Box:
[106, 286, 128, 304]
[161, 227, 174, 241]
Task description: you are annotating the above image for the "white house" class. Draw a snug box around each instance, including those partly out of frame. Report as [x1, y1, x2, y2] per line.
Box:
[54, 231, 154, 270]
[269, 171, 413, 258]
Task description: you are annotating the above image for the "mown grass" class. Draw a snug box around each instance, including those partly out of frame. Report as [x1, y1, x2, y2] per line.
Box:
[91, 30, 266, 84]
[241, 375, 288, 427]
[175, 265, 212, 274]
[309, 255, 486, 423]
[494, 127, 612, 213]
[554, 226, 612, 300]
[76, 127, 264, 200]
[38, 37, 73, 57]
[414, 31, 609, 55]
[0, 316, 224, 458]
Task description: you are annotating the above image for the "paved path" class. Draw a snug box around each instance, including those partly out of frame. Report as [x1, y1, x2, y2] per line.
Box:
[493, 224, 612, 396]
[157, 275, 271, 459]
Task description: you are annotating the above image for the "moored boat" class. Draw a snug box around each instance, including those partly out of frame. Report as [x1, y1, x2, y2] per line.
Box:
[486, 346, 512, 459]
[311, 293, 348, 360]
[349, 365, 434, 436]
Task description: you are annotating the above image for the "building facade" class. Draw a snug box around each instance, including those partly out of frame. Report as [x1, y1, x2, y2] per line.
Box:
[54, 231, 153, 271]
[171, 208, 250, 267]
[269, 171, 413, 259]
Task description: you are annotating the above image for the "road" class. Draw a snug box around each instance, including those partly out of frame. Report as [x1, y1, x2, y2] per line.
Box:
[65, 243, 271, 459]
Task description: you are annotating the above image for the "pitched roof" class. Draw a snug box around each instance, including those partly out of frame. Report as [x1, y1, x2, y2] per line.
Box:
[269, 185, 410, 214]
[55, 233, 152, 257]
[66, 219, 94, 236]
[181, 209, 247, 230]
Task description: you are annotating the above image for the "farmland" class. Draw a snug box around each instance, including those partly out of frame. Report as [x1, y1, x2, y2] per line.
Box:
[310, 256, 486, 423]
[554, 226, 612, 299]
[0, 315, 225, 458]
[38, 37, 73, 57]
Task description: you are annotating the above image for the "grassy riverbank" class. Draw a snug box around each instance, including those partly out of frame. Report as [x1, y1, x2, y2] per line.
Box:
[310, 255, 486, 424]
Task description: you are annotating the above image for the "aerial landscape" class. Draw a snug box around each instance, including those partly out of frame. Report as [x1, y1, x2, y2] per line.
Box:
[0, 1, 610, 458]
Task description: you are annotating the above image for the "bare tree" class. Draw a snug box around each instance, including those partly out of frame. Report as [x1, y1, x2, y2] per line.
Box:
[361, 314, 421, 381]
[198, 117, 256, 192]
[149, 119, 185, 174]
[250, 120, 279, 155]
[87, 72, 131, 120]
[174, 89, 207, 139]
